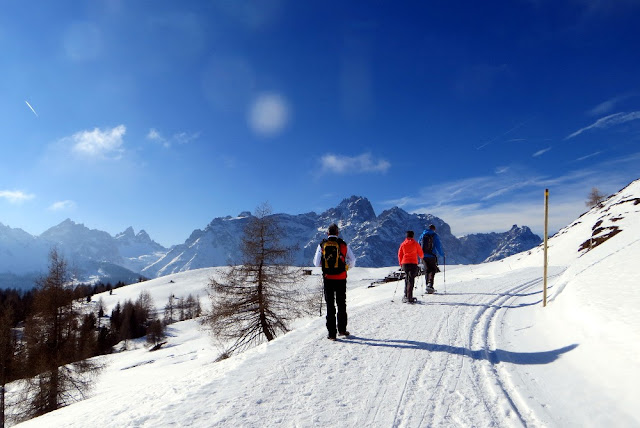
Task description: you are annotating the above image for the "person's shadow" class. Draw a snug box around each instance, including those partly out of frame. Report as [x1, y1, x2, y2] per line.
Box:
[345, 336, 578, 365]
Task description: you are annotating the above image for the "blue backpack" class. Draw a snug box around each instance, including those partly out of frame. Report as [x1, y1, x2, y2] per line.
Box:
[422, 233, 435, 256]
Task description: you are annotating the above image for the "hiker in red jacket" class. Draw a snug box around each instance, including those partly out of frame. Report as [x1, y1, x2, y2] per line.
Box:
[398, 230, 424, 303]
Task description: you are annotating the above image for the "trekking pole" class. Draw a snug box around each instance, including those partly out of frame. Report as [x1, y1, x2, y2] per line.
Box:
[443, 255, 447, 294]
[392, 274, 401, 302]
[319, 276, 324, 317]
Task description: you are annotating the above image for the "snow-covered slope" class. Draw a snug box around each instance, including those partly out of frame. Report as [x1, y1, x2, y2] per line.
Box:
[11, 179, 640, 427]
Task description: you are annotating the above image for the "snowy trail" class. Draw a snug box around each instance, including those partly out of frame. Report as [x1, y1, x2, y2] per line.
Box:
[13, 266, 588, 427]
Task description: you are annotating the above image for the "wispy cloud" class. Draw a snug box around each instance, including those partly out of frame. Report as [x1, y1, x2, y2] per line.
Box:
[384, 155, 639, 236]
[0, 190, 35, 204]
[147, 128, 200, 148]
[25, 100, 38, 117]
[589, 95, 630, 116]
[476, 118, 531, 150]
[565, 111, 640, 139]
[320, 153, 390, 174]
[532, 147, 551, 157]
[574, 151, 602, 162]
[48, 200, 76, 211]
[71, 125, 126, 159]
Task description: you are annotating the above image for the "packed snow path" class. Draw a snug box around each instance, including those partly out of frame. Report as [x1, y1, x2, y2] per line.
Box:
[15, 264, 635, 427]
[202, 267, 570, 427]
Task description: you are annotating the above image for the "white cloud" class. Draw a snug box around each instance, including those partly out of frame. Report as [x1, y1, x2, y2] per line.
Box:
[390, 155, 640, 236]
[174, 131, 201, 145]
[71, 125, 126, 158]
[0, 190, 35, 204]
[565, 111, 640, 139]
[48, 200, 76, 211]
[589, 97, 622, 116]
[419, 199, 583, 238]
[147, 128, 200, 148]
[532, 147, 551, 157]
[574, 151, 602, 162]
[147, 128, 169, 148]
[320, 153, 390, 174]
[248, 93, 290, 137]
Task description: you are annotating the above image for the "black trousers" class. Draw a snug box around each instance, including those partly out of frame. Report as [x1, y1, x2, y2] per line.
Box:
[324, 278, 347, 337]
[402, 263, 419, 299]
[423, 256, 439, 287]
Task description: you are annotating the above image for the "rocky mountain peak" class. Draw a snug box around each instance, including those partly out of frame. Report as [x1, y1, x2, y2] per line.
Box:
[322, 195, 376, 225]
[116, 227, 136, 240]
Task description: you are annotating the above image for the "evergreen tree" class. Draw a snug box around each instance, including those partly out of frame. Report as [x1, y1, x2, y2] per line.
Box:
[21, 249, 101, 418]
[0, 305, 18, 428]
[146, 319, 166, 347]
[163, 295, 176, 325]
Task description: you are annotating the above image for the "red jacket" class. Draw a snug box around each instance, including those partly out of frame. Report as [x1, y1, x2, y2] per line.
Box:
[398, 238, 424, 265]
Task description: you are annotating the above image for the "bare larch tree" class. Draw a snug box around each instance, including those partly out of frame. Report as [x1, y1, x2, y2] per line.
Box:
[586, 187, 607, 208]
[207, 203, 314, 356]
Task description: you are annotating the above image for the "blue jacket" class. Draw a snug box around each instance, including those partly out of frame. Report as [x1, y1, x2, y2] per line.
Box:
[418, 229, 444, 258]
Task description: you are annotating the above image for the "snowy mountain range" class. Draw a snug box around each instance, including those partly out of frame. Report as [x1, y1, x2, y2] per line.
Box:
[0, 196, 541, 289]
[142, 196, 541, 278]
[0, 220, 167, 289]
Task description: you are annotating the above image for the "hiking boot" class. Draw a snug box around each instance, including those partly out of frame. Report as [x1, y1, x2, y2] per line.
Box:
[402, 296, 408, 303]
[426, 286, 435, 294]
[338, 331, 350, 337]
[327, 335, 337, 341]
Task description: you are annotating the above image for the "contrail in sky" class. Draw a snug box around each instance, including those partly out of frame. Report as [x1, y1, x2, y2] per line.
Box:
[25, 100, 38, 117]
[476, 117, 532, 150]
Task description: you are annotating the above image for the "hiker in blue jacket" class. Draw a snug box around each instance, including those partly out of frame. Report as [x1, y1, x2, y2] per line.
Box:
[418, 224, 445, 293]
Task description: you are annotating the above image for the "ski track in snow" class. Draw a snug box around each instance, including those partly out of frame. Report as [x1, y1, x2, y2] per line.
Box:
[347, 268, 563, 428]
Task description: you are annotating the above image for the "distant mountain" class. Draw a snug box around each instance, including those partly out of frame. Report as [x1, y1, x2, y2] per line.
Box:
[0, 220, 167, 290]
[1, 198, 544, 289]
[458, 225, 542, 263]
[115, 226, 168, 273]
[0, 222, 49, 275]
[143, 196, 542, 277]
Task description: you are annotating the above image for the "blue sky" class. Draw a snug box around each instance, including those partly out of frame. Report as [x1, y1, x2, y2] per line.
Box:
[1, 1, 639, 247]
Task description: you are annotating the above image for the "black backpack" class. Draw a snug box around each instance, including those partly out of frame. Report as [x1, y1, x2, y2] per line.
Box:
[321, 238, 346, 275]
[422, 233, 435, 256]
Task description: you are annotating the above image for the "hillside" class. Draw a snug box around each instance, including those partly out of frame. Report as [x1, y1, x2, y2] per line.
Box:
[9, 180, 640, 427]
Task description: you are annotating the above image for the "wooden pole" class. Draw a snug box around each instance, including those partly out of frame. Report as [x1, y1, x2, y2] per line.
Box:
[543, 188, 549, 307]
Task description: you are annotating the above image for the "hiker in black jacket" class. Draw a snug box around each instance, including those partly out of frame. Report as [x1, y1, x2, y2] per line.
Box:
[418, 224, 445, 293]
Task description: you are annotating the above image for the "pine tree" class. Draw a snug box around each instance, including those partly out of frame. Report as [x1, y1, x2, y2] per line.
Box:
[207, 203, 314, 356]
[0, 305, 18, 428]
[21, 249, 101, 418]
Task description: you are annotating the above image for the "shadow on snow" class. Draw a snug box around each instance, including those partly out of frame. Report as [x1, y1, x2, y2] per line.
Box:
[345, 336, 578, 365]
